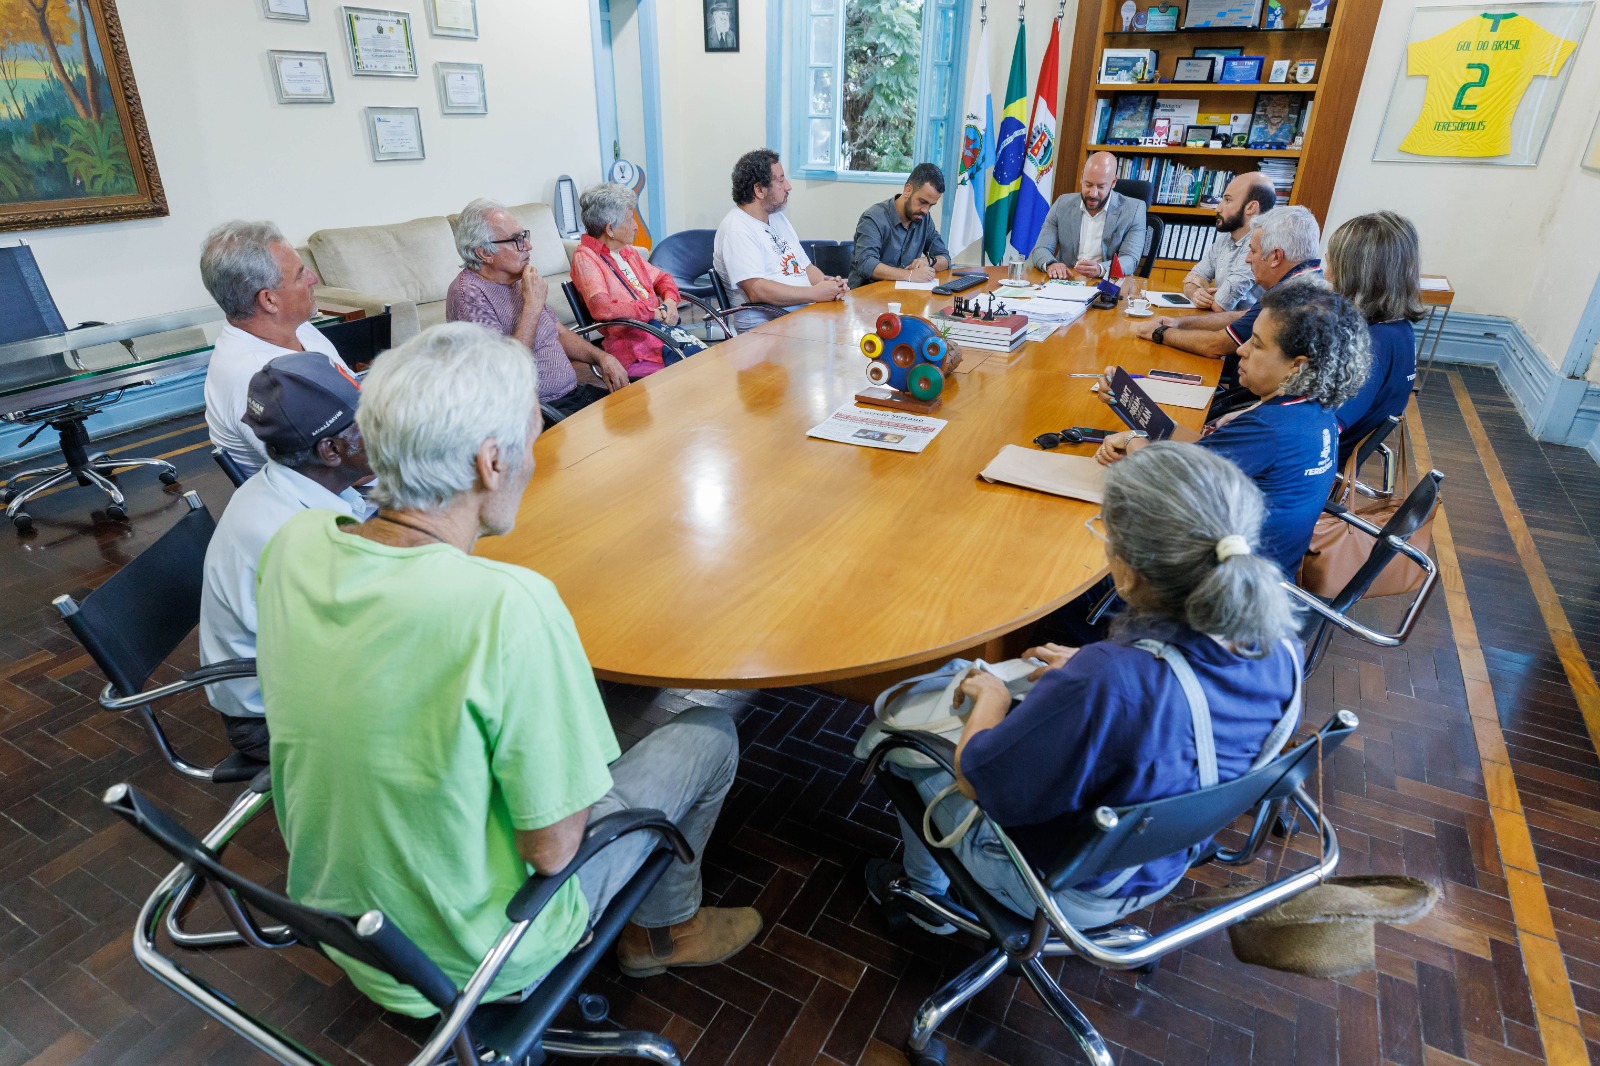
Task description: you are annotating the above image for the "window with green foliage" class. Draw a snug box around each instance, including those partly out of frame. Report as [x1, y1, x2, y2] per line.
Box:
[794, 0, 967, 181]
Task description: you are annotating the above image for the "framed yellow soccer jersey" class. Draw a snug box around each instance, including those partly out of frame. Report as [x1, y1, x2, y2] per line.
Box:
[1373, 3, 1591, 165]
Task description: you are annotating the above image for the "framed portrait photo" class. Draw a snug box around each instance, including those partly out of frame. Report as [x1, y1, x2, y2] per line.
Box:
[1174, 56, 1217, 82]
[1218, 55, 1266, 84]
[436, 61, 486, 115]
[704, 0, 739, 52]
[1247, 92, 1304, 149]
[270, 50, 334, 103]
[365, 106, 425, 161]
[263, 0, 311, 21]
[341, 6, 418, 77]
[426, 0, 479, 39]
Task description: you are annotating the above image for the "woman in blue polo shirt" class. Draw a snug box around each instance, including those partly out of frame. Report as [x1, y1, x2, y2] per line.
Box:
[864, 443, 1304, 932]
[1325, 211, 1424, 463]
[1099, 282, 1371, 576]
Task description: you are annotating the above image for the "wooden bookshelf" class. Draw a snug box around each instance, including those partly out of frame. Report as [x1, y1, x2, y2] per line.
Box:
[1058, 0, 1381, 286]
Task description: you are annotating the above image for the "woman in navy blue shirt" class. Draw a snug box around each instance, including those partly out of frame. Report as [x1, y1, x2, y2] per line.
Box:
[1326, 211, 1424, 463]
[1099, 282, 1371, 576]
[865, 443, 1305, 932]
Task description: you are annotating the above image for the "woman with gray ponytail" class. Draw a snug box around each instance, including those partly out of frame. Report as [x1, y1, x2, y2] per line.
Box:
[866, 442, 1303, 931]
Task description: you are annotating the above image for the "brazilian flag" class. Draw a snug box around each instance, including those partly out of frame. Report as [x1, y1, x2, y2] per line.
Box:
[983, 25, 1027, 266]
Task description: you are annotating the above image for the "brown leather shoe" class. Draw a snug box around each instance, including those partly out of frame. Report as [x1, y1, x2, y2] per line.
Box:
[616, 907, 763, 978]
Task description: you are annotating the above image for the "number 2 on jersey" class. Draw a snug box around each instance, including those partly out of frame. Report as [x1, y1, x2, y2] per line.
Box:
[1452, 63, 1489, 110]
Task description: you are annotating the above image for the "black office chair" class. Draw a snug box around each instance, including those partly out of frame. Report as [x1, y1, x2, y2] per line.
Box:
[1285, 468, 1444, 675]
[1135, 214, 1164, 279]
[1113, 178, 1155, 206]
[53, 490, 263, 786]
[1338, 415, 1403, 500]
[212, 447, 249, 489]
[865, 711, 1357, 1066]
[647, 229, 718, 301]
[803, 239, 854, 280]
[559, 281, 732, 365]
[104, 780, 695, 1066]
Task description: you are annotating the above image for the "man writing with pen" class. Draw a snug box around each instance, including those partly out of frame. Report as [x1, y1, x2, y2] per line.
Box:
[847, 163, 953, 288]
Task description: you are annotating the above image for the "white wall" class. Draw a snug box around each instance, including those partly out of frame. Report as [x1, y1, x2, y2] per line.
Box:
[1325, 0, 1600, 375]
[10, 1, 604, 325]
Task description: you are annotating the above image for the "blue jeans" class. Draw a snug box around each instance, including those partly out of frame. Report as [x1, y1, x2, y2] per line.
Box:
[893, 766, 1184, 929]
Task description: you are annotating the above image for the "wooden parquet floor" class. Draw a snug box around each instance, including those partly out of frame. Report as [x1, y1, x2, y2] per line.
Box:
[0, 365, 1597, 1065]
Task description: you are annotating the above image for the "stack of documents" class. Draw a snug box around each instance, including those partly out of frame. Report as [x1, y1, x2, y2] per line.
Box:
[979, 446, 1107, 503]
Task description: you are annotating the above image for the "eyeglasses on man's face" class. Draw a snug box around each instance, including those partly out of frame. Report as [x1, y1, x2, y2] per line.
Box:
[489, 230, 531, 251]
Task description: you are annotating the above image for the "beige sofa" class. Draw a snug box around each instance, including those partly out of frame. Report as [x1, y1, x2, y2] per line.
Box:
[299, 201, 579, 345]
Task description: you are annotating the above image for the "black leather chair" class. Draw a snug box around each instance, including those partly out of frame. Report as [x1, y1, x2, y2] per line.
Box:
[647, 229, 718, 301]
[1113, 178, 1154, 206]
[213, 447, 249, 489]
[1339, 415, 1403, 500]
[803, 239, 854, 279]
[1135, 213, 1164, 279]
[105, 780, 695, 1066]
[865, 711, 1357, 1066]
[559, 281, 732, 366]
[1286, 466, 1444, 675]
[53, 490, 263, 785]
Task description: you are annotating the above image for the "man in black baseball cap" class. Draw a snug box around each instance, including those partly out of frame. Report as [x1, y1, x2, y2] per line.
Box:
[197, 352, 373, 759]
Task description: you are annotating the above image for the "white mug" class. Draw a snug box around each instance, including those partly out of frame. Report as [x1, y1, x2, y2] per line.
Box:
[1128, 297, 1151, 314]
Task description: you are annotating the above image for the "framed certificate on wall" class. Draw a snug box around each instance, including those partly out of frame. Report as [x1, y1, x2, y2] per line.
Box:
[366, 107, 425, 161]
[427, 0, 479, 39]
[341, 6, 419, 77]
[436, 62, 487, 115]
[263, 0, 311, 21]
[269, 50, 334, 103]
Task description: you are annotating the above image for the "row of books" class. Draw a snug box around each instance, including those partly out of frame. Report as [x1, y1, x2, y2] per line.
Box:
[1115, 157, 1238, 207]
[1157, 223, 1222, 264]
[1258, 158, 1299, 198]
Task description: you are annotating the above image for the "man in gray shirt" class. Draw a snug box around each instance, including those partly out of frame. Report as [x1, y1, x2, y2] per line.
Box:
[1182, 172, 1276, 311]
[848, 163, 952, 288]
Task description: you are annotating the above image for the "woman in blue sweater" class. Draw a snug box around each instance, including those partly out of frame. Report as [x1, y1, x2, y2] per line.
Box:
[866, 443, 1305, 932]
[1325, 211, 1424, 463]
[1099, 282, 1371, 576]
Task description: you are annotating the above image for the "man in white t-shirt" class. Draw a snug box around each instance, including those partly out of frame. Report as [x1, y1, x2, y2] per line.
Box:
[200, 220, 348, 477]
[713, 149, 847, 331]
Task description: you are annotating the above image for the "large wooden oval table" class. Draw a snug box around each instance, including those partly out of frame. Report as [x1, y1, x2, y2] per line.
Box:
[476, 268, 1217, 692]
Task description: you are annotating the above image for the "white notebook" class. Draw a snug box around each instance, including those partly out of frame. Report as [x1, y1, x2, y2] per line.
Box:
[979, 445, 1107, 503]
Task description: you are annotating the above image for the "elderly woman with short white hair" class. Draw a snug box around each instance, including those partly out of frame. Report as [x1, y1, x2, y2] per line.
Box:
[569, 183, 687, 379]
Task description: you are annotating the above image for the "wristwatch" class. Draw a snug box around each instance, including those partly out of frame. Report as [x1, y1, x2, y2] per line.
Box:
[1128, 430, 1151, 441]
[1151, 324, 1169, 345]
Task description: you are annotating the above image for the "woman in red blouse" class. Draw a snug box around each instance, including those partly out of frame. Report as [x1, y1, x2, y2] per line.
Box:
[570, 184, 684, 379]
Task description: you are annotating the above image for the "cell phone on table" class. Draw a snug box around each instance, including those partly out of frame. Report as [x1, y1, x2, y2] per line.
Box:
[1159, 293, 1194, 307]
[1147, 369, 1203, 385]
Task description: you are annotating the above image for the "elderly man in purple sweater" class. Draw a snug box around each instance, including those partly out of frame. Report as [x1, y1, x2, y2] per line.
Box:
[446, 198, 629, 418]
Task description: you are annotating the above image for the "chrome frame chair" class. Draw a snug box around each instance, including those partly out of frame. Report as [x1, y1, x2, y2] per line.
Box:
[212, 447, 250, 489]
[1340, 415, 1403, 502]
[864, 711, 1358, 1066]
[105, 780, 694, 1066]
[707, 272, 788, 331]
[53, 490, 263, 786]
[1287, 467, 1444, 674]
[559, 281, 733, 356]
[646, 229, 718, 302]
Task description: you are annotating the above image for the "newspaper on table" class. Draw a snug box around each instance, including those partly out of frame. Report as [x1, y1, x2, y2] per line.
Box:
[807, 403, 947, 453]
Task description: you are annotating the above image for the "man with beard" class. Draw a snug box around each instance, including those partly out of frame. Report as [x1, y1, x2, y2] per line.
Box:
[847, 163, 952, 288]
[1026, 151, 1147, 280]
[1182, 172, 1276, 311]
[714, 148, 847, 330]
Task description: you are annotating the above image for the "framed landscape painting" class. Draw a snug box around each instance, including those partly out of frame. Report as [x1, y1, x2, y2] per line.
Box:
[0, 0, 166, 231]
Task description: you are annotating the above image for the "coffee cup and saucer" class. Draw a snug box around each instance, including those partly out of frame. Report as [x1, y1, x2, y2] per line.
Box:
[1124, 297, 1154, 318]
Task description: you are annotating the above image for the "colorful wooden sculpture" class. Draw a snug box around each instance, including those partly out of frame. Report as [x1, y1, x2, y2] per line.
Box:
[859, 313, 961, 402]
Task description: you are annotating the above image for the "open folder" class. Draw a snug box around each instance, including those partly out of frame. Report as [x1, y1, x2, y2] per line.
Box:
[979, 445, 1107, 503]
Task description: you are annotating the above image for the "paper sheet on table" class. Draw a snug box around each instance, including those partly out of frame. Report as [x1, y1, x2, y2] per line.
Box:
[807, 404, 946, 453]
[1090, 377, 1213, 409]
[1419, 277, 1451, 291]
[1034, 282, 1100, 302]
[894, 279, 939, 290]
[979, 445, 1107, 503]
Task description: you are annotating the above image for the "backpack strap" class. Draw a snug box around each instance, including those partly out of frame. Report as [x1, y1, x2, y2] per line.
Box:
[1249, 638, 1303, 770]
[1133, 639, 1217, 787]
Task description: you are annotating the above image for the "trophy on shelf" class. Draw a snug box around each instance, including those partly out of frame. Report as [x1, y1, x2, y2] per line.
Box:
[1120, 0, 1137, 30]
[856, 313, 963, 413]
